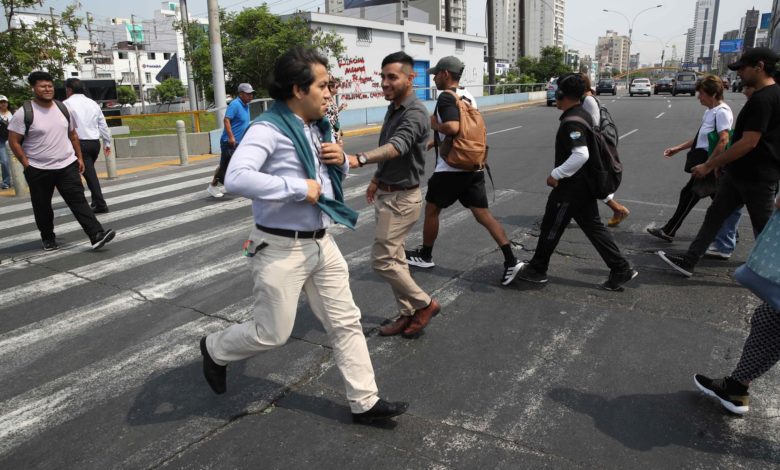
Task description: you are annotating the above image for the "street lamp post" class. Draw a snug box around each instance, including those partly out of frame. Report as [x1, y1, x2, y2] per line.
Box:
[603, 5, 662, 88]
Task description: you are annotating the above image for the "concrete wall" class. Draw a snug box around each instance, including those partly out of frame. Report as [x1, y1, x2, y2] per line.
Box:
[114, 132, 211, 158]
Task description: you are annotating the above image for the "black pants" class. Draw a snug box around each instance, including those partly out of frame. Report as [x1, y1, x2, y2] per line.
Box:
[529, 186, 630, 275]
[80, 139, 107, 209]
[662, 175, 710, 237]
[214, 141, 236, 185]
[684, 172, 778, 263]
[24, 161, 104, 242]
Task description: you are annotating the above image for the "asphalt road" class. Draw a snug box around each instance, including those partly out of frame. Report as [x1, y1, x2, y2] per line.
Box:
[2, 89, 779, 469]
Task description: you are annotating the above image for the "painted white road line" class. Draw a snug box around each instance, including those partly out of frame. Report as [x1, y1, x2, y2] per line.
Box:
[0, 166, 216, 216]
[655, 112, 665, 119]
[668, 104, 672, 108]
[488, 125, 523, 136]
[620, 129, 639, 139]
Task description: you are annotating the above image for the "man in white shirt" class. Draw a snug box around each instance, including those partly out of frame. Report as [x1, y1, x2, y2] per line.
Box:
[65, 78, 112, 213]
[7, 71, 115, 251]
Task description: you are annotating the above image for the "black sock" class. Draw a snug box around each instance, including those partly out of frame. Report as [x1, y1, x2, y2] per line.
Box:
[500, 243, 516, 265]
[420, 245, 433, 258]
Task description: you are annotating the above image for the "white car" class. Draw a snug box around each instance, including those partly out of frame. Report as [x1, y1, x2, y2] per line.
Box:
[630, 78, 651, 97]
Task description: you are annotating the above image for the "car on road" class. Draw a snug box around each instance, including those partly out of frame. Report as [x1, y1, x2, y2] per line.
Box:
[654, 78, 673, 94]
[596, 79, 617, 95]
[672, 72, 697, 96]
[630, 78, 652, 96]
[546, 77, 558, 106]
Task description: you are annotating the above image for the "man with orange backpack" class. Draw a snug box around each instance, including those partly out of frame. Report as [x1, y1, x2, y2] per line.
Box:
[404, 56, 521, 285]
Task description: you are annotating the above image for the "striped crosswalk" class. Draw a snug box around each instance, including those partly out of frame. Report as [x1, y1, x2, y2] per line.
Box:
[0, 158, 528, 464]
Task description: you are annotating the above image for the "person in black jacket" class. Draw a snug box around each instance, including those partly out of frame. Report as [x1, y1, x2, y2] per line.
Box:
[511, 73, 637, 291]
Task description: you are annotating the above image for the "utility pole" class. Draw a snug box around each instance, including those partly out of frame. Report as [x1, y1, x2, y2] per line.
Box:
[86, 13, 96, 79]
[207, 0, 227, 127]
[131, 15, 146, 114]
[487, 0, 495, 94]
[180, 0, 198, 111]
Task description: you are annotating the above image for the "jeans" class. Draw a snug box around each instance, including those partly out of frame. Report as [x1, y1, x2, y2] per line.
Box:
[0, 142, 10, 187]
[710, 207, 743, 254]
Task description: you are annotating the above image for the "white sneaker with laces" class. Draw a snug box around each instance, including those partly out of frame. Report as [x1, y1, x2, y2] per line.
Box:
[705, 244, 732, 260]
[206, 184, 224, 198]
[501, 259, 524, 286]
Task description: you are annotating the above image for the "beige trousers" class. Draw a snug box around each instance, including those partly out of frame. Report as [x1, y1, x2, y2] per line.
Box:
[207, 228, 379, 413]
[372, 187, 431, 316]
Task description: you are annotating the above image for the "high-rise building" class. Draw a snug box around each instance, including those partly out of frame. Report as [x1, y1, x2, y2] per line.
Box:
[684, 27, 695, 64]
[690, 0, 720, 68]
[771, 0, 780, 51]
[595, 30, 629, 74]
[740, 8, 761, 49]
[490, 0, 564, 62]
[327, 0, 467, 34]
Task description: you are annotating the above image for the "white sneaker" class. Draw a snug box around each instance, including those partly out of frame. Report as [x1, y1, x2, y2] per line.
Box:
[206, 184, 224, 198]
[705, 245, 732, 260]
[217, 184, 227, 195]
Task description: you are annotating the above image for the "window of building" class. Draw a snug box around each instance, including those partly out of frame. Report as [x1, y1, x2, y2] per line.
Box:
[122, 72, 135, 82]
[163, 52, 171, 60]
[97, 73, 112, 79]
[455, 39, 465, 51]
[71, 71, 79, 77]
[149, 52, 156, 60]
[118, 51, 128, 59]
[409, 34, 427, 44]
[357, 27, 372, 43]
[145, 72, 152, 82]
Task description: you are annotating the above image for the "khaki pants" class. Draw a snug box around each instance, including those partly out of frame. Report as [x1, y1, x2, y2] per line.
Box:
[207, 228, 379, 413]
[372, 187, 431, 316]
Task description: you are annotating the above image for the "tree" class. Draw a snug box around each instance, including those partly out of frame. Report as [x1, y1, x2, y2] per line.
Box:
[155, 78, 186, 105]
[184, 6, 344, 104]
[0, 0, 83, 106]
[179, 18, 212, 102]
[515, 47, 570, 83]
[117, 85, 137, 106]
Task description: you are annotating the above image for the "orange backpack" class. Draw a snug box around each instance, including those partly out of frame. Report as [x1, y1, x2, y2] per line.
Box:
[436, 89, 488, 170]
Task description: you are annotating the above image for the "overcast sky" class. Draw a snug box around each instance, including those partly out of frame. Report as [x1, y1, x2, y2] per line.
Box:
[40, 0, 775, 63]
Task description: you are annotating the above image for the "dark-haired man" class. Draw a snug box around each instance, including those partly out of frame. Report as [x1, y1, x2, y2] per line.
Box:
[347, 51, 439, 339]
[65, 78, 112, 213]
[511, 73, 637, 291]
[200, 48, 408, 425]
[7, 71, 115, 251]
[659, 47, 780, 278]
[404, 56, 521, 285]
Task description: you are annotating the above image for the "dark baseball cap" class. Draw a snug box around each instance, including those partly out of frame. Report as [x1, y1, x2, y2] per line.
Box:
[427, 56, 464, 75]
[727, 47, 779, 71]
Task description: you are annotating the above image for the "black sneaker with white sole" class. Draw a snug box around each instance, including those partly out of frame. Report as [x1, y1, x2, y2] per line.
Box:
[599, 268, 638, 291]
[42, 239, 59, 251]
[657, 251, 695, 277]
[514, 262, 548, 284]
[501, 259, 523, 286]
[91, 229, 116, 250]
[405, 247, 435, 268]
[694, 374, 749, 415]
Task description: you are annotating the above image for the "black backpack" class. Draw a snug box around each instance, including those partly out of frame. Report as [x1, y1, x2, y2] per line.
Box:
[593, 97, 619, 149]
[21, 100, 71, 140]
[0, 116, 8, 142]
[563, 114, 623, 199]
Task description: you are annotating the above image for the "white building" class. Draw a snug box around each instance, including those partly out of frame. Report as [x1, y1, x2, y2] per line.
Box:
[327, 0, 467, 35]
[596, 30, 629, 74]
[291, 12, 486, 109]
[492, 0, 564, 62]
[690, 0, 720, 67]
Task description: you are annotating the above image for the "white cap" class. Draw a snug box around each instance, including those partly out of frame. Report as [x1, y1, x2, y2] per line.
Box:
[237, 83, 254, 94]
[0, 95, 7, 102]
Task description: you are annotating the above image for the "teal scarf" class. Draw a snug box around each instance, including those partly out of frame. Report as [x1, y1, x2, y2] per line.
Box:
[255, 102, 358, 229]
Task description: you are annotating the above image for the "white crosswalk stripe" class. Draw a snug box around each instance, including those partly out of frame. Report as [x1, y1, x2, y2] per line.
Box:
[0, 160, 525, 461]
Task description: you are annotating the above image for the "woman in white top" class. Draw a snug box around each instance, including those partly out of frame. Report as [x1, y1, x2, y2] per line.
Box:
[647, 75, 733, 242]
[580, 74, 631, 227]
[0, 95, 13, 189]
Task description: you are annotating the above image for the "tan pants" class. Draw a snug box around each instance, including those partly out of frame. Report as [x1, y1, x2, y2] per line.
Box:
[206, 228, 379, 413]
[372, 187, 431, 316]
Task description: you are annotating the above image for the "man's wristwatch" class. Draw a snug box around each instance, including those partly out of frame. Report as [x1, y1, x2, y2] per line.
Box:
[357, 153, 368, 167]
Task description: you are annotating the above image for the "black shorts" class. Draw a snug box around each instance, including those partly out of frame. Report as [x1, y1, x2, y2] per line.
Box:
[425, 171, 488, 209]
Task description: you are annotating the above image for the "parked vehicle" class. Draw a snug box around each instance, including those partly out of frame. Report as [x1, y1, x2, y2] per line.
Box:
[546, 77, 558, 106]
[630, 78, 652, 96]
[672, 72, 697, 96]
[596, 79, 617, 95]
[654, 78, 673, 94]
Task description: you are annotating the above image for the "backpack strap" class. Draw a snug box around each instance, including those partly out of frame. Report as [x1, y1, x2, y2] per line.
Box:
[54, 100, 71, 124]
[23, 101, 33, 136]
[562, 115, 594, 132]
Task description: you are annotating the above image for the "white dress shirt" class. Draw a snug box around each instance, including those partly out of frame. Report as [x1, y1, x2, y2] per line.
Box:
[64, 93, 112, 146]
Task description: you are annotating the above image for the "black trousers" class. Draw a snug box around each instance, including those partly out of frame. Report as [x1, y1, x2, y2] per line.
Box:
[23, 161, 104, 242]
[662, 175, 709, 237]
[214, 141, 236, 185]
[684, 172, 778, 263]
[80, 139, 107, 209]
[529, 185, 630, 275]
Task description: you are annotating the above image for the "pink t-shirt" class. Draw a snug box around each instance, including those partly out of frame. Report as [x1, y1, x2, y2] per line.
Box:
[8, 101, 76, 170]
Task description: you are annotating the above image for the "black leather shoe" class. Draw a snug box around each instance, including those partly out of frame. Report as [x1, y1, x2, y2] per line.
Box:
[93, 206, 109, 214]
[200, 336, 226, 394]
[352, 398, 409, 424]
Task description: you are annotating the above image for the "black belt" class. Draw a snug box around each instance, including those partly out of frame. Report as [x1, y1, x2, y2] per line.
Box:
[80, 139, 100, 142]
[376, 182, 419, 192]
[256, 224, 326, 239]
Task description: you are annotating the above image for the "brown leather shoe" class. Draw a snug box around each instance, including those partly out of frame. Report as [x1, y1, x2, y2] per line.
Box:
[378, 315, 412, 336]
[402, 298, 441, 338]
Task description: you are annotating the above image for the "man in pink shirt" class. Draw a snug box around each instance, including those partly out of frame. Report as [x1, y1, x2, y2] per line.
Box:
[7, 71, 115, 251]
